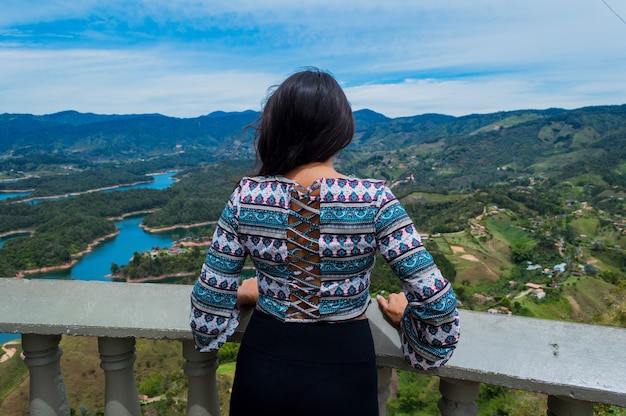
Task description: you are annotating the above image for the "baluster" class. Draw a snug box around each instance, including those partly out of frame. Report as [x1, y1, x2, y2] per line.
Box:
[182, 340, 221, 416]
[377, 366, 392, 416]
[547, 395, 593, 416]
[22, 334, 70, 416]
[437, 377, 480, 416]
[98, 337, 141, 416]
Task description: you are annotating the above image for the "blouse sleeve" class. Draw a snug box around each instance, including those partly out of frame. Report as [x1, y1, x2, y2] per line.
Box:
[375, 185, 460, 370]
[190, 184, 246, 352]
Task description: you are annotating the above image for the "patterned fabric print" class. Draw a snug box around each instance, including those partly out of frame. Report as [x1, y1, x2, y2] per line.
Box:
[257, 273, 290, 306]
[318, 290, 371, 319]
[401, 309, 460, 370]
[372, 186, 459, 368]
[193, 267, 238, 311]
[320, 255, 374, 275]
[190, 186, 246, 352]
[321, 234, 376, 257]
[240, 234, 287, 263]
[190, 307, 240, 352]
[321, 178, 384, 202]
[321, 205, 378, 226]
[190, 251, 243, 351]
[388, 250, 435, 279]
[190, 175, 459, 369]
[399, 270, 459, 369]
[404, 269, 452, 305]
[321, 273, 370, 297]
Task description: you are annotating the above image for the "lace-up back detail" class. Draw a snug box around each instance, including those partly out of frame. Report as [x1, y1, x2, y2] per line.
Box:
[286, 183, 322, 320]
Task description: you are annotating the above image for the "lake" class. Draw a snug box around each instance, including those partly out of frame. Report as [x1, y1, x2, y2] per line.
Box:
[0, 171, 177, 202]
[0, 191, 30, 201]
[0, 172, 184, 344]
[38, 215, 179, 281]
[0, 171, 177, 250]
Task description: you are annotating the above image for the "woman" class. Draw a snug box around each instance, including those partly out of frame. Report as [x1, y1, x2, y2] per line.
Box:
[190, 69, 459, 415]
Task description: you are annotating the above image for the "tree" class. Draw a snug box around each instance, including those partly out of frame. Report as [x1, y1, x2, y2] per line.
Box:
[511, 242, 534, 263]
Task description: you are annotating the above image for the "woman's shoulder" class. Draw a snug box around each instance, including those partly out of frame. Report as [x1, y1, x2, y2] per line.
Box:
[237, 175, 391, 198]
[323, 176, 388, 192]
[317, 177, 392, 206]
[236, 176, 293, 197]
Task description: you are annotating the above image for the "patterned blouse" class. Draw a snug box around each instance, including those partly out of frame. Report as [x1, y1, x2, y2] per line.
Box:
[190, 176, 459, 370]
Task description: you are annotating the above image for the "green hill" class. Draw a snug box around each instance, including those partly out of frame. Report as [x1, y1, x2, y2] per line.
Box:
[1, 104, 625, 415]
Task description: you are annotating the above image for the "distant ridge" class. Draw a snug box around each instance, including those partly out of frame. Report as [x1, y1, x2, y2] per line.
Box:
[206, 110, 258, 118]
[1, 105, 625, 191]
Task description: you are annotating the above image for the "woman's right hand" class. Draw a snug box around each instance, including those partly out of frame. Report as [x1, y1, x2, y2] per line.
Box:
[376, 292, 408, 326]
[237, 277, 259, 306]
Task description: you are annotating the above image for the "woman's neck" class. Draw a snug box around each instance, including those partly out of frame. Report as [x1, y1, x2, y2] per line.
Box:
[283, 160, 346, 188]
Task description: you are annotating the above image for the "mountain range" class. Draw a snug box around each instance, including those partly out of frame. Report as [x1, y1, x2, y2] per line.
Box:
[1, 105, 626, 189]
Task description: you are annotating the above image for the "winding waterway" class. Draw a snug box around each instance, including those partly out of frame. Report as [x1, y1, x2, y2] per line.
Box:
[1, 172, 182, 344]
[39, 215, 178, 281]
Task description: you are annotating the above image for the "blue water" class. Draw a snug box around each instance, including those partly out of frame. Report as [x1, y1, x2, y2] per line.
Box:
[0, 232, 30, 249]
[0, 171, 177, 203]
[38, 216, 178, 281]
[0, 172, 181, 345]
[104, 171, 176, 192]
[0, 191, 30, 201]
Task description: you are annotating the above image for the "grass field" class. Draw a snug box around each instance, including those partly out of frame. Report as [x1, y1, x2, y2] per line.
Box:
[217, 361, 236, 375]
[484, 214, 534, 246]
[569, 217, 599, 237]
[0, 337, 191, 416]
[400, 191, 469, 205]
[440, 219, 514, 288]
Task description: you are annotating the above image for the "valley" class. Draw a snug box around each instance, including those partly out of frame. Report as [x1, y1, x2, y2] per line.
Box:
[1, 105, 625, 415]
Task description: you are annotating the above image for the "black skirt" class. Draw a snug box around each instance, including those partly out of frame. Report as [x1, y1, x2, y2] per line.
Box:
[229, 309, 378, 416]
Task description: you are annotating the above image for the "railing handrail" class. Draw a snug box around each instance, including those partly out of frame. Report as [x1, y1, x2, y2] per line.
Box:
[1, 278, 626, 407]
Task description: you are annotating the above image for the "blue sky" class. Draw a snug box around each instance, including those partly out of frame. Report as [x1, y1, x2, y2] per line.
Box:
[2, 0, 626, 118]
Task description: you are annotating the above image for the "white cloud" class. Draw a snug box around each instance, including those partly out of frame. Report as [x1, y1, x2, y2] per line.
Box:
[346, 75, 626, 118]
[1, 0, 626, 117]
[0, 48, 278, 116]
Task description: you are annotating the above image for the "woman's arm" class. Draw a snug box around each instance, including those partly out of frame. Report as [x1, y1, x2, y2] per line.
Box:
[190, 185, 246, 352]
[375, 186, 460, 370]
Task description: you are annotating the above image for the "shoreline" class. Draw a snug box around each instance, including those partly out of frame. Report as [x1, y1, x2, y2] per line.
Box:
[7, 216, 213, 277]
[109, 264, 255, 283]
[0, 229, 34, 239]
[5, 171, 180, 277]
[140, 220, 216, 233]
[1, 171, 178, 199]
[109, 271, 195, 283]
[175, 239, 212, 247]
[106, 210, 156, 221]
[0, 189, 34, 193]
[15, 231, 119, 278]
[6, 170, 179, 202]
[17, 179, 155, 203]
[0, 341, 20, 363]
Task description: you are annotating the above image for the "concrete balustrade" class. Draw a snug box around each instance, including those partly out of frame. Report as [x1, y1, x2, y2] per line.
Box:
[1, 278, 626, 416]
[21, 334, 69, 416]
[98, 337, 141, 416]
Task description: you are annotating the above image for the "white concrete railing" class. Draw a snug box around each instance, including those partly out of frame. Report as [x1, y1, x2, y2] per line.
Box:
[1, 278, 626, 416]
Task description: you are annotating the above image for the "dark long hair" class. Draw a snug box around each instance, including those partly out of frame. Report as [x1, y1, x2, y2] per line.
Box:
[254, 68, 354, 176]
